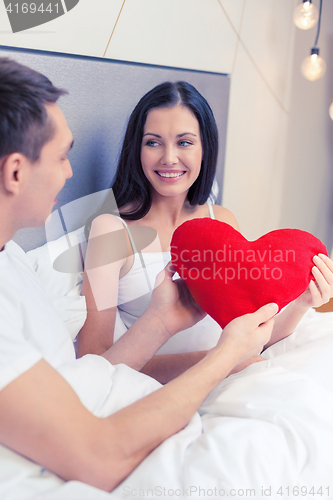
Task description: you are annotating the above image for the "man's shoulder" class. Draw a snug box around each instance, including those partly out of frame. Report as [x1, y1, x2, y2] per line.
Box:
[2, 240, 34, 273]
[0, 241, 37, 300]
[5, 240, 26, 257]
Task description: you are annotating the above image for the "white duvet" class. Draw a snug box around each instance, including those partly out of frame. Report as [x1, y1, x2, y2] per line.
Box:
[1, 309, 333, 500]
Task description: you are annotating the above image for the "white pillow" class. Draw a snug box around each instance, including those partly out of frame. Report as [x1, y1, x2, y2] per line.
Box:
[27, 227, 87, 340]
[26, 227, 128, 343]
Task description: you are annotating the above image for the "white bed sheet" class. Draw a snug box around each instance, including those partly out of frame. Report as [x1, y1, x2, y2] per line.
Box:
[1, 309, 333, 500]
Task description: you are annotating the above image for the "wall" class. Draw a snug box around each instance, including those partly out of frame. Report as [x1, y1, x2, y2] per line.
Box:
[102, 0, 297, 240]
[106, 0, 332, 246]
[1, 0, 332, 246]
[280, 0, 333, 251]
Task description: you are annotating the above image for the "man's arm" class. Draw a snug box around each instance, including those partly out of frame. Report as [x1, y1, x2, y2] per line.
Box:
[0, 303, 277, 492]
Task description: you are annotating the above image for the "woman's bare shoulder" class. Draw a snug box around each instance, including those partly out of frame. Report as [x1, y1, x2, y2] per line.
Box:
[90, 213, 124, 237]
[211, 205, 240, 231]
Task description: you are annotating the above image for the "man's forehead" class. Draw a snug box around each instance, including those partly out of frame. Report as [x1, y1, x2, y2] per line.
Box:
[45, 103, 73, 145]
[45, 102, 66, 125]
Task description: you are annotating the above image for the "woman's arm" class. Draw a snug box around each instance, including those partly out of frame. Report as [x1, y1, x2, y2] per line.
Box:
[76, 214, 129, 357]
[102, 265, 206, 371]
[212, 209, 333, 349]
[78, 205, 254, 380]
[140, 351, 207, 384]
[78, 215, 207, 371]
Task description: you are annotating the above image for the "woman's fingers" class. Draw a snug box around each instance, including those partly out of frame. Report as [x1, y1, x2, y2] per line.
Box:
[154, 263, 173, 288]
[318, 253, 333, 272]
[312, 254, 333, 303]
[308, 278, 321, 301]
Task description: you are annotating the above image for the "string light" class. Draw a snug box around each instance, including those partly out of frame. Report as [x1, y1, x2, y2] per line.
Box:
[301, 47, 326, 80]
[300, 0, 326, 81]
[294, 1, 319, 30]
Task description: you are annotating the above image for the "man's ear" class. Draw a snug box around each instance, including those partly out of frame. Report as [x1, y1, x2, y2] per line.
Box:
[0, 153, 29, 194]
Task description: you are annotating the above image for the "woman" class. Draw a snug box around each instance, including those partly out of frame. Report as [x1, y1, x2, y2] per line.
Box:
[77, 81, 333, 382]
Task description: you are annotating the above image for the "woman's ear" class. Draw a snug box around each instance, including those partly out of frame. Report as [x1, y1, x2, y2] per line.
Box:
[1, 153, 28, 194]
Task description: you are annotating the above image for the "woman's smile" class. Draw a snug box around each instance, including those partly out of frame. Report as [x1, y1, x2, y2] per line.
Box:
[155, 170, 186, 181]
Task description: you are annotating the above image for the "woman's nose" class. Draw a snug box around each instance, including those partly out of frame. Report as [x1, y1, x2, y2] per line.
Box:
[160, 145, 178, 166]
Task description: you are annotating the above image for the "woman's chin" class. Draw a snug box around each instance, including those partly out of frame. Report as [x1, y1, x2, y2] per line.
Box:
[151, 185, 190, 200]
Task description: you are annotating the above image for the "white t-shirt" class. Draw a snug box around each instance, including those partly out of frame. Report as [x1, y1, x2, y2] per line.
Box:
[0, 240, 77, 389]
[0, 240, 160, 411]
[0, 240, 161, 499]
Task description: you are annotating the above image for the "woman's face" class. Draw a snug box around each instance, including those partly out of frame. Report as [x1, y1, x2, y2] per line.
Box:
[140, 105, 203, 200]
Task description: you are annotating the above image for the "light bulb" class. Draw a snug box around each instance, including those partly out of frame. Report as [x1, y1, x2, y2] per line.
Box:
[301, 49, 326, 81]
[294, 1, 319, 30]
[329, 102, 333, 121]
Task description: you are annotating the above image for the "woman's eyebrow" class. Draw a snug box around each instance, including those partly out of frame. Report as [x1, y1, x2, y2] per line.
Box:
[143, 132, 197, 138]
[177, 133, 197, 138]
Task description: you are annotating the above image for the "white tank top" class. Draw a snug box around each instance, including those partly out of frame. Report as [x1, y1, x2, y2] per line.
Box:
[115, 203, 222, 354]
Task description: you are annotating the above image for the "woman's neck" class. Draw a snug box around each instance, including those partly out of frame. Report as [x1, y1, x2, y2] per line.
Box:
[148, 192, 193, 227]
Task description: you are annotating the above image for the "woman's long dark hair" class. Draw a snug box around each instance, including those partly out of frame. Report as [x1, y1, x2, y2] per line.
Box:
[85, 81, 219, 237]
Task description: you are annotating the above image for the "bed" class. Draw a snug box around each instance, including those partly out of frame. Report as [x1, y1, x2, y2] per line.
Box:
[1, 46, 333, 500]
[1, 257, 333, 500]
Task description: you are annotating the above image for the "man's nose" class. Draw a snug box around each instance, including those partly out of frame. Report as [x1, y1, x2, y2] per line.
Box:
[66, 159, 73, 179]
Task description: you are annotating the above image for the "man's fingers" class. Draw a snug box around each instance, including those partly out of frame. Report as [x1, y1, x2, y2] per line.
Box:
[251, 303, 278, 327]
[257, 316, 275, 336]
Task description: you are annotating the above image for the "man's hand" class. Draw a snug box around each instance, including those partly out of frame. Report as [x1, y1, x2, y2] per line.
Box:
[215, 303, 278, 368]
[148, 264, 206, 339]
[295, 254, 333, 309]
[228, 354, 266, 376]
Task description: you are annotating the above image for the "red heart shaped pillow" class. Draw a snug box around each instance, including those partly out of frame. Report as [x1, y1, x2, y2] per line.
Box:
[171, 219, 327, 328]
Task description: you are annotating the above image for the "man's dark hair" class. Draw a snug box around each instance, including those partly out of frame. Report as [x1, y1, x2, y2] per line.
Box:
[0, 57, 67, 162]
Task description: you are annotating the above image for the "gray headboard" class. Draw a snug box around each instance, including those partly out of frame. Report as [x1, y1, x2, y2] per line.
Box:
[0, 45, 230, 251]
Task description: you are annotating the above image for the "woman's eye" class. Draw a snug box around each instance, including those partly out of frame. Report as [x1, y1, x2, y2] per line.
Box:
[179, 140, 192, 147]
[146, 140, 159, 147]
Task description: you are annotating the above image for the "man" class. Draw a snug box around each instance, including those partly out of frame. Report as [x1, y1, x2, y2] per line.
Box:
[0, 57, 279, 493]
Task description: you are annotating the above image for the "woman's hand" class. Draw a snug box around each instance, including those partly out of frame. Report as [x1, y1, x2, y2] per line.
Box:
[295, 254, 333, 309]
[148, 264, 206, 339]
